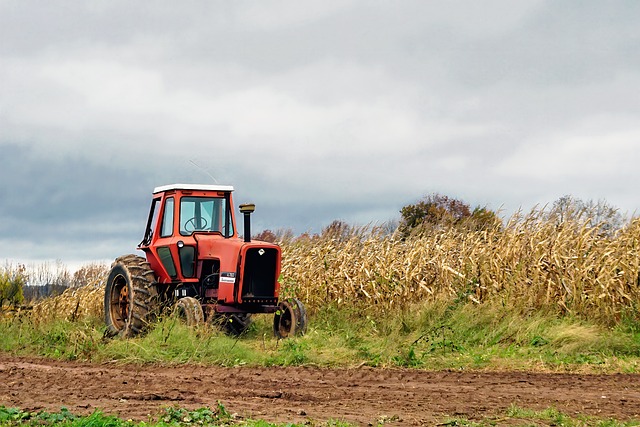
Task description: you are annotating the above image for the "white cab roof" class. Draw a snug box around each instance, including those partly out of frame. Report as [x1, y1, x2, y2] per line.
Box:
[153, 183, 234, 194]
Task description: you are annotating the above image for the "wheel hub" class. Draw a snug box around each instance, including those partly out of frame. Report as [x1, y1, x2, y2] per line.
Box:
[118, 284, 129, 321]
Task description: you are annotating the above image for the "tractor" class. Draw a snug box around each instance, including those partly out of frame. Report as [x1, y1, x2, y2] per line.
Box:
[104, 183, 307, 338]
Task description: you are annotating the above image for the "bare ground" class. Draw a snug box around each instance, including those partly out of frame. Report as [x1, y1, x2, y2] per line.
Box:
[1, 355, 640, 425]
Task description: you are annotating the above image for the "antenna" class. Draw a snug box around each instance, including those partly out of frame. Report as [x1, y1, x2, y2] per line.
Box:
[189, 159, 219, 183]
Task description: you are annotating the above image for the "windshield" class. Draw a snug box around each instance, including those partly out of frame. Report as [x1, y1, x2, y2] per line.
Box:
[180, 196, 233, 236]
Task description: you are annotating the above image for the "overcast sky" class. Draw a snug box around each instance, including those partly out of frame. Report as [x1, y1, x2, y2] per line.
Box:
[1, 1, 639, 268]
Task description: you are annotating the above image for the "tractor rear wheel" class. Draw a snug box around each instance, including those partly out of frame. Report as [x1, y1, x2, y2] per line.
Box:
[173, 297, 204, 326]
[211, 313, 253, 336]
[104, 254, 159, 338]
[273, 298, 307, 339]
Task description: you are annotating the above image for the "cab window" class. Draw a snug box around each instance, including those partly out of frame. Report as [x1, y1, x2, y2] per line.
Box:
[180, 196, 232, 236]
[161, 197, 174, 237]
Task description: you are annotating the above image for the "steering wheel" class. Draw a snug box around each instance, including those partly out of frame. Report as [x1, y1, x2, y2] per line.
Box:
[184, 216, 209, 232]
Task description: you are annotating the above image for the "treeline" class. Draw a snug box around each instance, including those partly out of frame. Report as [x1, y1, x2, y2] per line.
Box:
[21, 283, 69, 302]
[0, 262, 108, 308]
[255, 193, 625, 243]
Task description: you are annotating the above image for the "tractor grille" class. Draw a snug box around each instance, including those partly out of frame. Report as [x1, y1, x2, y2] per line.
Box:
[241, 247, 277, 299]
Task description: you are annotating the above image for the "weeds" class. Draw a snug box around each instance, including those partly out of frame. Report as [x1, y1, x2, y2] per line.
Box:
[3, 302, 640, 371]
[0, 405, 329, 427]
[160, 404, 233, 426]
[2, 405, 636, 427]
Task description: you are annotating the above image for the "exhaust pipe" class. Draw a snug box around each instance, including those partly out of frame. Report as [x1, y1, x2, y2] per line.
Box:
[239, 203, 255, 243]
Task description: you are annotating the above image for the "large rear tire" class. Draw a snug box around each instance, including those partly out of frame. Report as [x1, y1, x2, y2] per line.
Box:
[104, 254, 158, 338]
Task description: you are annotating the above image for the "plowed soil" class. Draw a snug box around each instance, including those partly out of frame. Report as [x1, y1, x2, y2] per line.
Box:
[1, 355, 640, 425]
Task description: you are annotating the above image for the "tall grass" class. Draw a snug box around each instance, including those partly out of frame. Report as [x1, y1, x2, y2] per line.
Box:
[4, 301, 639, 371]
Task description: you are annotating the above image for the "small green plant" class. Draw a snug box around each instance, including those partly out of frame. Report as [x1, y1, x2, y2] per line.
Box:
[267, 339, 309, 366]
[160, 404, 232, 426]
[0, 406, 85, 426]
[392, 343, 423, 367]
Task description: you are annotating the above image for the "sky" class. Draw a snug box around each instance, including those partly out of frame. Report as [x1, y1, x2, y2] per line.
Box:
[1, 1, 639, 269]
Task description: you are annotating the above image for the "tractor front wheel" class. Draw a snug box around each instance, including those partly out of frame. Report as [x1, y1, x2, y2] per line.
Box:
[273, 298, 307, 339]
[104, 254, 158, 338]
[173, 297, 204, 326]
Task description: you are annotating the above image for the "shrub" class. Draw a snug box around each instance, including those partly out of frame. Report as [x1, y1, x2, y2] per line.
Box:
[0, 269, 25, 309]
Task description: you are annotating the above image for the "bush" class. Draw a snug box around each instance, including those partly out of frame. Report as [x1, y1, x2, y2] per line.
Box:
[0, 269, 25, 309]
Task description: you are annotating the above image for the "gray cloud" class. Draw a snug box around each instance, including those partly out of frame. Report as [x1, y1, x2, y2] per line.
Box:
[1, 0, 639, 266]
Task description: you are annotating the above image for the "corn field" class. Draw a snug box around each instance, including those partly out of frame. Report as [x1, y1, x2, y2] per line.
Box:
[30, 277, 105, 323]
[280, 213, 640, 324]
[22, 211, 640, 326]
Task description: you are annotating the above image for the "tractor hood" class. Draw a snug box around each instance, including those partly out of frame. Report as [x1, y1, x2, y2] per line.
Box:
[195, 235, 281, 272]
[194, 234, 282, 304]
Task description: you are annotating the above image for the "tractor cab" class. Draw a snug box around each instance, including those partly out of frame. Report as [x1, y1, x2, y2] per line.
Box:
[138, 183, 279, 306]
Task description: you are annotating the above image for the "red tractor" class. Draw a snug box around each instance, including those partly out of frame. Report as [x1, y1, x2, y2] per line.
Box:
[104, 184, 307, 338]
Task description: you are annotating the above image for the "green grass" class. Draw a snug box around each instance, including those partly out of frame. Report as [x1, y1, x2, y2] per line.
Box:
[439, 404, 640, 426]
[0, 405, 353, 427]
[1, 405, 637, 427]
[2, 301, 640, 371]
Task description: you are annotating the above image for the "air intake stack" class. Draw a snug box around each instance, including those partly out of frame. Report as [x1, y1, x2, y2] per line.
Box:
[239, 203, 255, 243]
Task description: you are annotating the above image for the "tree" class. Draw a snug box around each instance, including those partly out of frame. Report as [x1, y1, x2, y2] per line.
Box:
[321, 220, 352, 241]
[29, 260, 71, 288]
[399, 193, 500, 237]
[71, 263, 109, 288]
[399, 193, 471, 237]
[0, 270, 25, 309]
[253, 229, 278, 243]
[467, 206, 503, 232]
[548, 195, 624, 237]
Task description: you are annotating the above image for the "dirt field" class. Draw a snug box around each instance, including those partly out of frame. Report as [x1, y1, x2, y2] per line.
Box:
[1, 355, 640, 425]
